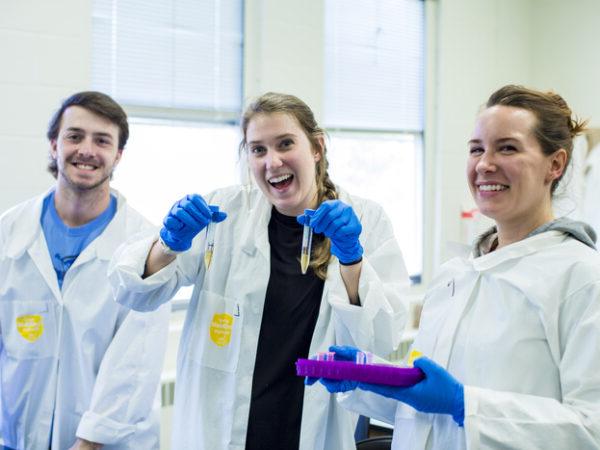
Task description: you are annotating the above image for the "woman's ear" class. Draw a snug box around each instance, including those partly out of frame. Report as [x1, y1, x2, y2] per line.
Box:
[314, 134, 324, 163]
[547, 148, 568, 184]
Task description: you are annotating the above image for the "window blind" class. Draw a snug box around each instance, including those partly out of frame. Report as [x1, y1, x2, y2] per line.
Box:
[324, 0, 424, 131]
[92, 0, 243, 116]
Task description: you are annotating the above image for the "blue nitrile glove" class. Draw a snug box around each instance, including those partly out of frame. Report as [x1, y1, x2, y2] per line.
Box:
[306, 345, 362, 393]
[297, 200, 363, 264]
[159, 194, 227, 252]
[358, 357, 465, 426]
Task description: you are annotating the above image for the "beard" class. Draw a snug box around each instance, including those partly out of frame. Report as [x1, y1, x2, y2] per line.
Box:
[58, 158, 115, 192]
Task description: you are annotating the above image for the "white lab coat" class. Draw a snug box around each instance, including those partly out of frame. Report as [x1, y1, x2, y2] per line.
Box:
[339, 230, 600, 449]
[109, 185, 409, 450]
[0, 189, 170, 450]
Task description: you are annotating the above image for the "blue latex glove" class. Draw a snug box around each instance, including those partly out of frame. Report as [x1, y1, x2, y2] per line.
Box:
[159, 194, 227, 252]
[315, 345, 362, 392]
[297, 200, 363, 264]
[359, 357, 465, 426]
[304, 345, 361, 389]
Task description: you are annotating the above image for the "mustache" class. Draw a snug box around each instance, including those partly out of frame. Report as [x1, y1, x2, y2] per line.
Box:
[68, 156, 101, 166]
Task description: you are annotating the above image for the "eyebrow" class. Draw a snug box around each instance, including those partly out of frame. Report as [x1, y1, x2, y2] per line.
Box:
[468, 137, 519, 145]
[247, 133, 297, 146]
[64, 127, 114, 139]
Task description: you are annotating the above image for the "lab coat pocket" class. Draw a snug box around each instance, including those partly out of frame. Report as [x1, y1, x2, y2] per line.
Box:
[0, 300, 57, 359]
[189, 290, 243, 373]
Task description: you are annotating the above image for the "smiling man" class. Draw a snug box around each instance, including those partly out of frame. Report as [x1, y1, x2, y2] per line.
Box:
[0, 92, 170, 450]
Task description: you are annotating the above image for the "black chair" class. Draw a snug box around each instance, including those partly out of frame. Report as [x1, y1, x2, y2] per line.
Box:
[356, 436, 393, 450]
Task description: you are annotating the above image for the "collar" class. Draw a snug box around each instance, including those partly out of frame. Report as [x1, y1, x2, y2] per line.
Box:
[5, 187, 53, 259]
[471, 230, 565, 271]
[5, 187, 127, 261]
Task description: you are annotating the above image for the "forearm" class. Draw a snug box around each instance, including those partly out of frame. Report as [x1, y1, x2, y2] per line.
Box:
[339, 261, 362, 305]
[143, 240, 176, 278]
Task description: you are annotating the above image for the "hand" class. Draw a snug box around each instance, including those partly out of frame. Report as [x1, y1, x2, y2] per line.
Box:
[297, 200, 363, 264]
[68, 438, 103, 450]
[159, 194, 227, 252]
[358, 357, 465, 426]
[308, 345, 362, 392]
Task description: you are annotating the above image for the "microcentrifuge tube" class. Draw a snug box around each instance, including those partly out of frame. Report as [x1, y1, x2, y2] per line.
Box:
[204, 205, 220, 269]
[300, 209, 315, 275]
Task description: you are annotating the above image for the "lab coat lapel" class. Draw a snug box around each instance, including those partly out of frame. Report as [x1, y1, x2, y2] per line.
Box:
[27, 231, 62, 302]
[5, 190, 62, 302]
[431, 273, 480, 367]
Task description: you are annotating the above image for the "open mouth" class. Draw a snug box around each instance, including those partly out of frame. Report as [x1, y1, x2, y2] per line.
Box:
[72, 162, 98, 171]
[268, 174, 293, 190]
[478, 184, 509, 192]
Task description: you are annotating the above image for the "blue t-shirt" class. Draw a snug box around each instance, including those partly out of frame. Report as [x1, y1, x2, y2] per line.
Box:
[41, 191, 117, 288]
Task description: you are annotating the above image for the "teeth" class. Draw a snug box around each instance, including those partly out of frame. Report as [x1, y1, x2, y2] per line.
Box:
[269, 174, 292, 184]
[479, 184, 507, 192]
[75, 163, 95, 170]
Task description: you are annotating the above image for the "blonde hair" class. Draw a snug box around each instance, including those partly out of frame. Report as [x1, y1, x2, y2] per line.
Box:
[239, 92, 337, 280]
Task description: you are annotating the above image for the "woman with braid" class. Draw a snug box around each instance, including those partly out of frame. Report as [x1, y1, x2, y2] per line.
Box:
[110, 92, 409, 449]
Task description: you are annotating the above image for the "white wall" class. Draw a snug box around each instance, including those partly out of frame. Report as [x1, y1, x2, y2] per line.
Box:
[427, 0, 534, 272]
[531, 0, 600, 127]
[0, 0, 91, 213]
[244, 0, 325, 119]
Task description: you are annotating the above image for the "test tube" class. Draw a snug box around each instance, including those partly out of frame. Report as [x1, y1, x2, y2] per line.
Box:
[300, 209, 315, 275]
[204, 205, 219, 270]
[355, 351, 373, 365]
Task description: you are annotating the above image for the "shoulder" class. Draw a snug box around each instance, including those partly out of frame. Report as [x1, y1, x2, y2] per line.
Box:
[0, 195, 43, 232]
[205, 185, 264, 214]
[112, 193, 155, 237]
[338, 188, 385, 219]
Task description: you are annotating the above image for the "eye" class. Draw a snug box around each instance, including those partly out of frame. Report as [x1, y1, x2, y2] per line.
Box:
[499, 144, 517, 153]
[250, 145, 266, 155]
[96, 137, 112, 146]
[469, 146, 484, 155]
[279, 138, 294, 149]
[66, 133, 82, 142]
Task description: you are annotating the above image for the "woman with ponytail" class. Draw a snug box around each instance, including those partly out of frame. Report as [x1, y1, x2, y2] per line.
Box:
[313, 85, 600, 450]
[110, 92, 410, 449]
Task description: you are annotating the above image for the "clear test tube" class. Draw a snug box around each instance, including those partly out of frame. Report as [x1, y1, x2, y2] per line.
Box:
[355, 351, 373, 365]
[204, 205, 219, 269]
[300, 209, 315, 275]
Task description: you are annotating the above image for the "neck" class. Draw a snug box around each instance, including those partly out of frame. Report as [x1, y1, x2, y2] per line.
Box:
[53, 182, 112, 227]
[496, 205, 554, 250]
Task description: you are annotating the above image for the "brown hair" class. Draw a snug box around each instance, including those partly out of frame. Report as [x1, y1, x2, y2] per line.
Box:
[46, 91, 129, 178]
[239, 92, 338, 280]
[486, 85, 587, 193]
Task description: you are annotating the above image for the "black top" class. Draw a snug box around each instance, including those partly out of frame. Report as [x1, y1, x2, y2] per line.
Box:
[245, 207, 325, 450]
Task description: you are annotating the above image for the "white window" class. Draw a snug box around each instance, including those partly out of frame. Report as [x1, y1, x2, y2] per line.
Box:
[327, 133, 423, 277]
[324, 0, 425, 279]
[92, 0, 243, 116]
[92, 0, 244, 220]
[92, 0, 244, 306]
[112, 121, 241, 226]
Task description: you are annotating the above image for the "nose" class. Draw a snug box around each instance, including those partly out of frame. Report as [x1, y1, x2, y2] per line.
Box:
[475, 150, 496, 173]
[265, 150, 283, 170]
[77, 136, 94, 157]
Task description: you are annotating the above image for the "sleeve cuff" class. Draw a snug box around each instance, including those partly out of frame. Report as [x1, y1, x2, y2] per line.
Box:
[76, 411, 135, 445]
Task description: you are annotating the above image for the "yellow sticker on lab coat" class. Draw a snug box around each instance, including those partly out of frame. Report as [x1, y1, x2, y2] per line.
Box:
[16, 315, 44, 342]
[209, 313, 234, 347]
